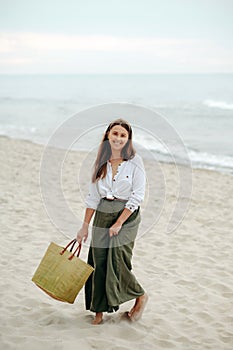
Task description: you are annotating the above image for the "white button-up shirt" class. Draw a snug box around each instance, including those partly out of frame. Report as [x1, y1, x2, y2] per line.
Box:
[85, 154, 146, 212]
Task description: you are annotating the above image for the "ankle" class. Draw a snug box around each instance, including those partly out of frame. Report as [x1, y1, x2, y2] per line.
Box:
[92, 312, 103, 325]
[138, 293, 148, 302]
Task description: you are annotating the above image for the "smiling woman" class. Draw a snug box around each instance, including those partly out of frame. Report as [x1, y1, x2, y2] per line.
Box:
[108, 124, 129, 151]
[76, 118, 148, 325]
[91, 119, 136, 183]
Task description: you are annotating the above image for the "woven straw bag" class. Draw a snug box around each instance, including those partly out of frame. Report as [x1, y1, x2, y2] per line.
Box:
[32, 239, 94, 304]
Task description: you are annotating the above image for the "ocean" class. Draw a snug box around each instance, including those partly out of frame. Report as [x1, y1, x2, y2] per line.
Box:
[1, 74, 233, 174]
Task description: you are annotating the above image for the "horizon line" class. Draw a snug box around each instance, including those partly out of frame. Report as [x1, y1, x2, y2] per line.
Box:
[1, 72, 233, 75]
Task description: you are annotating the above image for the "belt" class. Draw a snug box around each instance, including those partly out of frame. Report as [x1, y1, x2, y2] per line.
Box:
[102, 197, 127, 202]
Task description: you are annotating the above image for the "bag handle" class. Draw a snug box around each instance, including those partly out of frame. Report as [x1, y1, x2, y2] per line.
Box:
[60, 239, 76, 255]
[69, 239, 77, 253]
[60, 239, 82, 261]
[68, 243, 82, 260]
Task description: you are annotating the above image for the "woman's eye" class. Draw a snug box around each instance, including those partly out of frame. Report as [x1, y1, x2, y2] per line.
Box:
[112, 131, 127, 137]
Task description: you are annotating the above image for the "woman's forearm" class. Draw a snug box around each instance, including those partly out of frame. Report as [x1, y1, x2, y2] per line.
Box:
[82, 208, 95, 226]
[109, 208, 133, 237]
[115, 208, 133, 225]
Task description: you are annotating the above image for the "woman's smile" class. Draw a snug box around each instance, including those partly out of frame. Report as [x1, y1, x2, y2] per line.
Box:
[108, 125, 129, 150]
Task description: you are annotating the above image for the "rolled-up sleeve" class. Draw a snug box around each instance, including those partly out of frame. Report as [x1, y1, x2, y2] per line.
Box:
[85, 181, 101, 210]
[125, 157, 146, 212]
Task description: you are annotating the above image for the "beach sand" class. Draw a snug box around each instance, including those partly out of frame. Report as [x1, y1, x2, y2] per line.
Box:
[1, 135, 233, 350]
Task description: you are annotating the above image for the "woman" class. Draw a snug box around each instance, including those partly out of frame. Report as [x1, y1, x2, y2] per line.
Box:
[77, 118, 148, 325]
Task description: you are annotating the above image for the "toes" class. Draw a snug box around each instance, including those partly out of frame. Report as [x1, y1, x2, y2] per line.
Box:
[128, 307, 135, 318]
[92, 318, 103, 325]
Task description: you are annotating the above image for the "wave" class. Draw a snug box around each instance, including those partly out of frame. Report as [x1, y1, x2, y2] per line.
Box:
[0, 124, 37, 138]
[203, 99, 233, 110]
[147, 147, 233, 174]
[188, 149, 233, 173]
[134, 133, 233, 173]
[150, 146, 233, 173]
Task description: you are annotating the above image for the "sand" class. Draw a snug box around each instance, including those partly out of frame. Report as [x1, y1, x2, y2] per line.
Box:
[1, 135, 233, 350]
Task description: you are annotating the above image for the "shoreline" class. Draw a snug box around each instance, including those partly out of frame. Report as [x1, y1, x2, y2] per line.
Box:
[1, 133, 233, 177]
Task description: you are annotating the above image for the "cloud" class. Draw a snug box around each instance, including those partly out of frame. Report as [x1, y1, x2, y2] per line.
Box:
[0, 32, 199, 53]
[0, 32, 232, 73]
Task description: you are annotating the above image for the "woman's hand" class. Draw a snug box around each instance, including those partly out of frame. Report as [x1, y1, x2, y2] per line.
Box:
[76, 223, 89, 244]
[109, 208, 132, 238]
[109, 222, 122, 238]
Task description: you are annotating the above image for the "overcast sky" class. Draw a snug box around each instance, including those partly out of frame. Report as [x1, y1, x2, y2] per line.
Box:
[0, 0, 233, 73]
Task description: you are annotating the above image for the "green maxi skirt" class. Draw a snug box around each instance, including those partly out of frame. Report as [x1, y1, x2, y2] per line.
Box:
[85, 198, 145, 313]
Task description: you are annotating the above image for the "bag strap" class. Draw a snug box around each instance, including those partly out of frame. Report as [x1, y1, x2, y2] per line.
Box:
[60, 239, 77, 256]
[68, 243, 82, 260]
[69, 239, 77, 252]
[59, 239, 82, 261]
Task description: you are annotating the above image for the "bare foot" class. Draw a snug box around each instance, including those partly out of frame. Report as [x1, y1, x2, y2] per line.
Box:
[92, 312, 103, 325]
[128, 293, 148, 321]
[128, 300, 138, 318]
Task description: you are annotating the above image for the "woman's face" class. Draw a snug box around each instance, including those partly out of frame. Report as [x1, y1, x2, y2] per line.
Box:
[108, 125, 129, 152]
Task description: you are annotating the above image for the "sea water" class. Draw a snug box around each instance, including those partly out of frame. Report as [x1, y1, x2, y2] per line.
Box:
[0, 74, 233, 173]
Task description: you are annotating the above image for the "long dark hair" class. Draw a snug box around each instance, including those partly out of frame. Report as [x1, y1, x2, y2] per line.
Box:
[92, 118, 136, 182]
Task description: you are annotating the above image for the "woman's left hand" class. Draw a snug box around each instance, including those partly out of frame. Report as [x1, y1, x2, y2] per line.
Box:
[109, 222, 122, 237]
